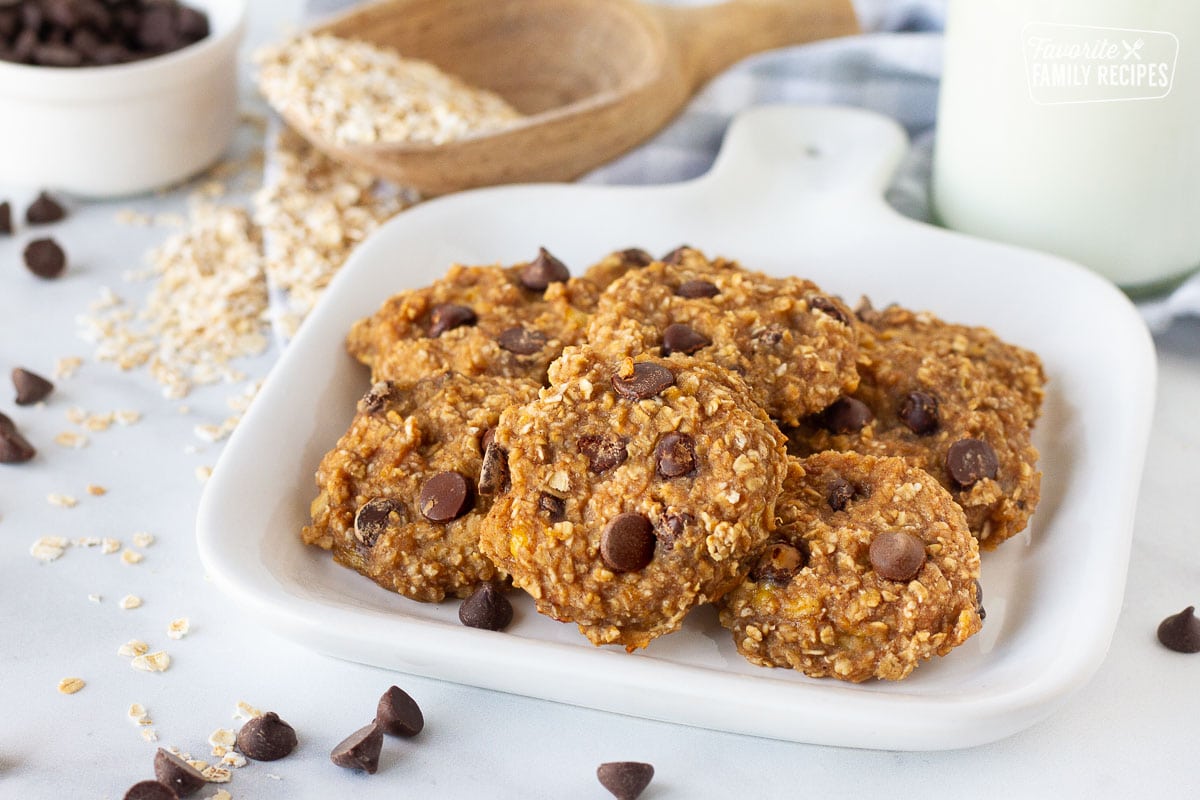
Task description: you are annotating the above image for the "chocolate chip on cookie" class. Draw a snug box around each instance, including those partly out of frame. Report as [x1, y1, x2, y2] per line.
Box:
[419, 471, 474, 522]
[600, 513, 656, 572]
[675, 279, 719, 299]
[869, 531, 927, 582]
[497, 326, 548, 355]
[358, 381, 394, 414]
[899, 391, 940, 435]
[355, 498, 403, 546]
[946, 438, 999, 488]
[537, 492, 566, 522]
[825, 476, 862, 511]
[808, 295, 851, 326]
[428, 303, 477, 338]
[820, 397, 873, 434]
[519, 247, 570, 292]
[661, 323, 710, 356]
[478, 441, 509, 494]
[611, 362, 674, 400]
[661, 245, 692, 264]
[619, 248, 654, 267]
[654, 432, 696, 478]
[578, 434, 628, 474]
[749, 542, 806, 583]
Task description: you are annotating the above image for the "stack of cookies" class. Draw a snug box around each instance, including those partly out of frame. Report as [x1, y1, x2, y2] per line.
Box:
[303, 246, 1045, 682]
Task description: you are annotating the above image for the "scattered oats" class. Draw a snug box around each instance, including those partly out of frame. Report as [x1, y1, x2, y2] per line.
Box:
[101, 537, 121, 554]
[118, 639, 150, 657]
[220, 751, 246, 769]
[132, 532, 156, 548]
[187, 759, 209, 772]
[121, 549, 145, 565]
[57, 677, 85, 695]
[226, 380, 262, 412]
[115, 410, 142, 426]
[184, 444, 200, 455]
[153, 212, 187, 228]
[131, 651, 171, 672]
[86, 484, 107, 496]
[54, 431, 88, 449]
[82, 412, 115, 432]
[141, 728, 159, 743]
[201, 766, 232, 784]
[209, 728, 236, 751]
[87, 593, 102, 603]
[211, 745, 227, 758]
[75, 536, 100, 547]
[115, 209, 153, 226]
[120, 595, 143, 610]
[234, 701, 262, 720]
[265, 774, 281, 781]
[30, 536, 70, 561]
[47, 493, 78, 508]
[177, 405, 191, 415]
[55, 356, 83, 379]
[167, 618, 190, 640]
[89, 287, 123, 311]
[193, 417, 240, 443]
[128, 703, 152, 725]
[211, 790, 233, 800]
[195, 465, 213, 483]
[65, 406, 87, 425]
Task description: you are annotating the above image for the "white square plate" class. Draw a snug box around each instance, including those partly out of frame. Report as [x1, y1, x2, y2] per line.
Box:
[197, 106, 1155, 750]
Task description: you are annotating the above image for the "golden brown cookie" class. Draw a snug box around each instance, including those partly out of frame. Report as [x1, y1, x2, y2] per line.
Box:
[581, 247, 657, 291]
[718, 453, 983, 682]
[585, 247, 859, 426]
[479, 345, 789, 650]
[303, 372, 540, 602]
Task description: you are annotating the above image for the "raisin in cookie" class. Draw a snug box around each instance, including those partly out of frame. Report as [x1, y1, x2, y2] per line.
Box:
[479, 345, 789, 650]
[718, 453, 983, 682]
[303, 372, 540, 602]
[347, 248, 598, 386]
[788, 305, 1043, 549]
[585, 247, 858, 426]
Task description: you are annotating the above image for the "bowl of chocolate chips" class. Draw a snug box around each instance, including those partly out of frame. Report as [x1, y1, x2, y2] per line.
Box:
[0, 0, 246, 196]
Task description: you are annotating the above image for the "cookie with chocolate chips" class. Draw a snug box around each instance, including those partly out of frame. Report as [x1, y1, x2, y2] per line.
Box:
[787, 304, 1044, 549]
[718, 452, 982, 682]
[346, 249, 599, 386]
[581, 246, 657, 291]
[585, 247, 859, 425]
[478, 346, 788, 650]
[303, 372, 539, 601]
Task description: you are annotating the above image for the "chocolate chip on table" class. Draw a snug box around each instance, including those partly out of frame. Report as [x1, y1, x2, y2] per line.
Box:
[427, 303, 477, 337]
[459, 581, 514, 631]
[354, 498, 403, 546]
[946, 438, 999, 488]
[898, 391, 940, 435]
[661, 322, 710, 356]
[23, 237, 67, 279]
[661, 245, 692, 264]
[597, 761, 655, 800]
[0, 201, 12, 235]
[358, 380, 394, 414]
[869, 531, 926, 582]
[418, 471, 474, 522]
[537, 492, 566, 522]
[0, 411, 36, 463]
[376, 685, 424, 737]
[1157, 606, 1200, 653]
[819, 396, 873, 434]
[12, 367, 54, 405]
[749, 542, 805, 583]
[235, 711, 298, 761]
[675, 279, 719, 299]
[808, 295, 850, 326]
[152, 748, 206, 797]
[330, 722, 384, 774]
[619, 247, 654, 267]
[611, 362, 675, 401]
[600, 513, 656, 572]
[25, 191, 65, 225]
[518, 246, 570, 291]
[496, 326, 548, 355]
[478, 441, 509, 494]
[578, 434, 627, 474]
[654, 432, 696, 478]
[122, 781, 178, 800]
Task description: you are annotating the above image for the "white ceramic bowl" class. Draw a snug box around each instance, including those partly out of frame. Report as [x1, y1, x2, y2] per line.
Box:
[0, 0, 247, 197]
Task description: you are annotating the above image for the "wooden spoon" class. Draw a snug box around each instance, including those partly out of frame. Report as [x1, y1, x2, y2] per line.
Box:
[291, 0, 859, 195]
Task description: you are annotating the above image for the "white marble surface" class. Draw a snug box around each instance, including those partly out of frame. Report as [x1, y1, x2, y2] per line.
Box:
[2, 2, 1199, 797]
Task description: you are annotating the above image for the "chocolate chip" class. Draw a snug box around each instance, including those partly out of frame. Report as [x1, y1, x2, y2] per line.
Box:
[974, 579, 986, 622]
[25, 191, 65, 225]
[578, 434, 628, 473]
[808, 295, 850, 326]
[153, 748, 206, 797]
[537, 492, 566, 522]
[330, 723, 383, 774]
[0, 201, 11, 235]
[519, 246, 570, 291]
[749, 542, 806, 583]
[419, 471, 474, 522]
[611, 362, 674, 400]
[946, 438, 999, 488]
[13, 367, 53, 405]
[459, 581, 513, 631]
[23, 238, 67, 279]
[819, 397, 873, 434]
[376, 685, 424, 737]
[654, 432, 696, 478]
[0, 411, 36, 463]
[357, 381, 394, 414]
[1157, 606, 1200, 653]
[750, 323, 785, 347]
[123, 781, 178, 800]
[656, 512, 691, 551]
[138, 5, 177, 51]
[597, 761, 655, 800]
[661, 323, 710, 356]
[619, 248, 654, 267]
[600, 513, 656, 572]
[899, 391, 940, 435]
[34, 43, 83, 66]
[675, 279, 719, 299]
[428, 303, 477, 337]
[354, 498, 403, 546]
[496, 326, 548, 355]
[869, 532, 926, 582]
[661, 245, 692, 264]
[826, 477, 855, 511]
[478, 441, 509, 494]
[236, 711, 297, 761]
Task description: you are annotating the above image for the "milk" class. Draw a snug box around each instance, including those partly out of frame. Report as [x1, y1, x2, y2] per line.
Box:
[933, 0, 1200, 294]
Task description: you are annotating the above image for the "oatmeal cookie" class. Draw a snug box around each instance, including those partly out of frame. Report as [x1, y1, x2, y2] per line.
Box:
[585, 247, 858, 425]
[787, 305, 1043, 548]
[303, 372, 540, 602]
[346, 248, 598, 385]
[718, 453, 983, 682]
[479, 346, 789, 650]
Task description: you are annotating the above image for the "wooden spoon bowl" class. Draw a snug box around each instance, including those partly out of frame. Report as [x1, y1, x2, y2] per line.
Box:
[294, 0, 859, 195]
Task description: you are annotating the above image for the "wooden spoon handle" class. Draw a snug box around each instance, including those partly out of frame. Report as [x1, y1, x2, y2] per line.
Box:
[652, 0, 860, 91]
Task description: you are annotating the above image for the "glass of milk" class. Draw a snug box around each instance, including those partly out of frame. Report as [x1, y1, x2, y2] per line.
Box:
[933, 0, 1200, 295]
